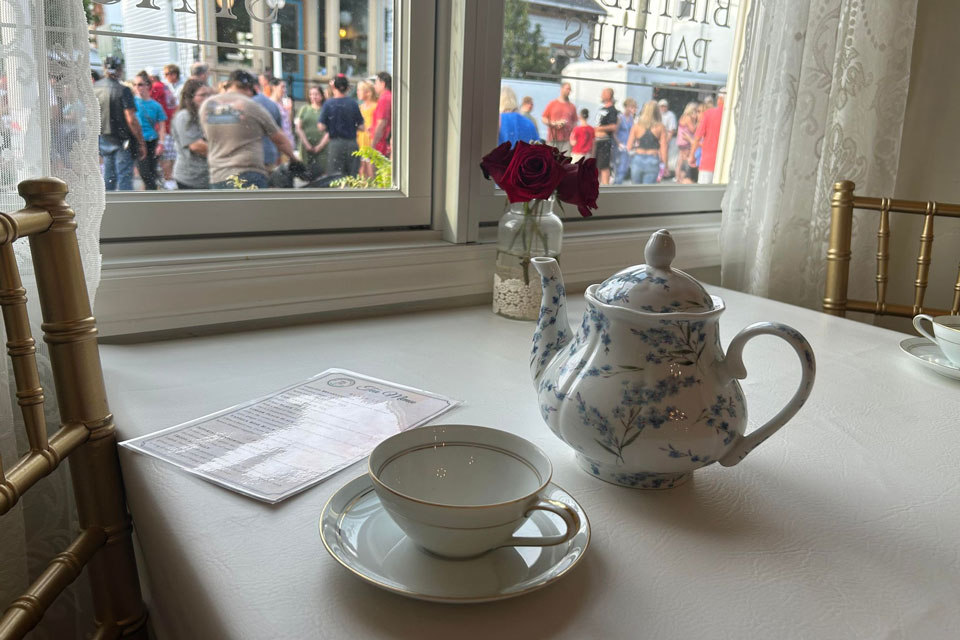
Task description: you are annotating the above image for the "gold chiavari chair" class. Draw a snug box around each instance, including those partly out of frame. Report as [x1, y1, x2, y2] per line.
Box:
[823, 180, 960, 318]
[0, 179, 147, 639]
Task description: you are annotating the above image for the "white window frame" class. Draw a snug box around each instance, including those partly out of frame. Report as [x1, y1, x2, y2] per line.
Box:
[96, 0, 732, 337]
[100, 0, 433, 240]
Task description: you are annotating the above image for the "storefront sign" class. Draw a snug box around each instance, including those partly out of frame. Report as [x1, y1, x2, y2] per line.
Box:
[92, 0, 287, 24]
[563, 0, 733, 73]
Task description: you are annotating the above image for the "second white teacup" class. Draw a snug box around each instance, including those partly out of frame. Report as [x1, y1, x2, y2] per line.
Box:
[913, 314, 960, 366]
[369, 424, 580, 559]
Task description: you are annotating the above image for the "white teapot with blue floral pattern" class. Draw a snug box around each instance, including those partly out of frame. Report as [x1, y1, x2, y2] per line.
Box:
[530, 230, 815, 489]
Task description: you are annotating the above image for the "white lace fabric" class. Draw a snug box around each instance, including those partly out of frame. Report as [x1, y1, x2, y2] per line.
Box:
[0, 1, 102, 637]
[720, 0, 917, 308]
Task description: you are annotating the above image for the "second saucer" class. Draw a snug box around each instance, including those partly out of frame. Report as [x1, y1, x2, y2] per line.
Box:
[900, 337, 960, 381]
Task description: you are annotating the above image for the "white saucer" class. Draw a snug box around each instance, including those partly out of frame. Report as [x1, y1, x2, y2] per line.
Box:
[319, 474, 590, 603]
[900, 337, 960, 381]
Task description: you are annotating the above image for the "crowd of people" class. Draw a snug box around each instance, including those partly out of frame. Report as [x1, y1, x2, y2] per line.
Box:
[498, 82, 724, 186]
[93, 57, 394, 191]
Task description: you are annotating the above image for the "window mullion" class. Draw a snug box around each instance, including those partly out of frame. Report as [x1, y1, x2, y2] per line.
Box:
[434, 0, 505, 244]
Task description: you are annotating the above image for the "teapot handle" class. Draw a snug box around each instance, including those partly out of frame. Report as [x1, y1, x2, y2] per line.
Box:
[716, 322, 816, 467]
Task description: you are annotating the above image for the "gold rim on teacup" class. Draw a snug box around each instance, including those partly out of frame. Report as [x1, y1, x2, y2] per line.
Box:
[368, 428, 553, 510]
[367, 424, 580, 558]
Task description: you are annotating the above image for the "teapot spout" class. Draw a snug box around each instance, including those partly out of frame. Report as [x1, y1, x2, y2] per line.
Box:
[530, 257, 572, 384]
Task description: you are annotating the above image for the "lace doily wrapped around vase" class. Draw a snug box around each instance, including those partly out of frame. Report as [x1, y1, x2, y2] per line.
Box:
[493, 272, 543, 321]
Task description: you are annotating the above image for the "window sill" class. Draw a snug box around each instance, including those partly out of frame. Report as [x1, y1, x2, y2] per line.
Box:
[96, 213, 720, 338]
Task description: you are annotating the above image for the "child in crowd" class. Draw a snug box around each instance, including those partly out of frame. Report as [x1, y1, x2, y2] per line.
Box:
[569, 108, 595, 163]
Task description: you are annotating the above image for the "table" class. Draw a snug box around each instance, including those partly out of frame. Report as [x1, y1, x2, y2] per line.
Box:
[101, 287, 960, 640]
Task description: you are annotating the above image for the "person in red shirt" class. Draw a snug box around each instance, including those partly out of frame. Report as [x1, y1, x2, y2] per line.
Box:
[689, 96, 724, 184]
[371, 71, 392, 158]
[569, 109, 595, 163]
[144, 68, 175, 120]
[541, 82, 577, 155]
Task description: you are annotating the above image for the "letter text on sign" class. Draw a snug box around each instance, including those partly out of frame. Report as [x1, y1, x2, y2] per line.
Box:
[692, 38, 710, 73]
[175, 0, 197, 15]
[714, 0, 732, 27]
[245, 0, 281, 24]
[562, 17, 584, 58]
[559, 0, 733, 72]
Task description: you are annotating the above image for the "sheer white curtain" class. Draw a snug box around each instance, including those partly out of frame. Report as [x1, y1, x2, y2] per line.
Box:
[720, 0, 918, 308]
[0, 0, 103, 637]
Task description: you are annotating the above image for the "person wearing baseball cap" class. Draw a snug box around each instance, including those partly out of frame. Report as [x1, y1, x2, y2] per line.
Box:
[658, 99, 677, 179]
[94, 56, 146, 190]
[199, 69, 298, 189]
[658, 98, 677, 135]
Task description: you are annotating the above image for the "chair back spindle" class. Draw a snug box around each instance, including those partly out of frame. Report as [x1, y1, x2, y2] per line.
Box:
[875, 198, 890, 313]
[953, 264, 960, 315]
[0, 243, 48, 454]
[913, 202, 936, 314]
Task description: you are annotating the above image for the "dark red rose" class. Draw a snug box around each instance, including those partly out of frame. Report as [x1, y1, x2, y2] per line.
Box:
[556, 157, 599, 217]
[499, 142, 565, 203]
[479, 141, 514, 186]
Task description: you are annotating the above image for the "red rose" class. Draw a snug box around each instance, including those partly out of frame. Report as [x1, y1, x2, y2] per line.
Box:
[556, 157, 599, 217]
[479, 142, 514, 186]
[499, 142, 565, 203]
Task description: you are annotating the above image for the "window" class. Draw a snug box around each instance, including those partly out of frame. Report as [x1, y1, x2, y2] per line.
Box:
[91, 0, 393, 190]
[80, 0, 739, 240]
[490, 0, 741, 223]
[83, 0, 437, 239]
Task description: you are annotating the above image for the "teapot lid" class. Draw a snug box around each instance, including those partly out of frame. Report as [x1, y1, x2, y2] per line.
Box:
[593, 229, 715, 314]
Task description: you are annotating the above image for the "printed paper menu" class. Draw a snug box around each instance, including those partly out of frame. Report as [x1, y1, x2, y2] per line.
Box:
[119, 369, 461, 503]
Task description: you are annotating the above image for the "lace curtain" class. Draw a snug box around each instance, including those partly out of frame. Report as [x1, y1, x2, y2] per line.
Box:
[1, 0, 104, 637]
[720, 0, 918, 307]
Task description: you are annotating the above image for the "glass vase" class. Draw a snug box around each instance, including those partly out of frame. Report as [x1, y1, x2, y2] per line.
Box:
[492, 197, 564, 321]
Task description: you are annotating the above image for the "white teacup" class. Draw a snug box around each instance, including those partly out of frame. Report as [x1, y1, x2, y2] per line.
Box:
[368, 424, 580, 559]
[913, 314, 960, 366]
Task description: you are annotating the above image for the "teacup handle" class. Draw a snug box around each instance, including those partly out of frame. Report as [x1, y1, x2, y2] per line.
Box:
[500, 498, 581, 548]
[716, 322, 816, 467]
[913, 314, 938, 343]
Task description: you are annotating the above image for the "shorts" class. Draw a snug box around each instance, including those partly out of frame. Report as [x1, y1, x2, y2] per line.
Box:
[162, 133, 176, 162]
[595, 138, 613, 170]
[327, 138, 360, 177]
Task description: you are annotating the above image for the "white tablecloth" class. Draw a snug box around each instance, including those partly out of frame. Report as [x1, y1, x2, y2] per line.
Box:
[101, 287, 960, 640]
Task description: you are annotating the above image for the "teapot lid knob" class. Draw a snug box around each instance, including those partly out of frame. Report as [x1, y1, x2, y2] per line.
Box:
[644, 229, 675, 269]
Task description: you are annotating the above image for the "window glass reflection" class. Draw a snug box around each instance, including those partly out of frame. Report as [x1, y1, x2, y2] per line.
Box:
[84, 0, 394, 193]
[499, 0, 739, 187]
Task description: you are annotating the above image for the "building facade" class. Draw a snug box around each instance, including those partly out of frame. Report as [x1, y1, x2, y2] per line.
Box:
[92, 0, 394, 100]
